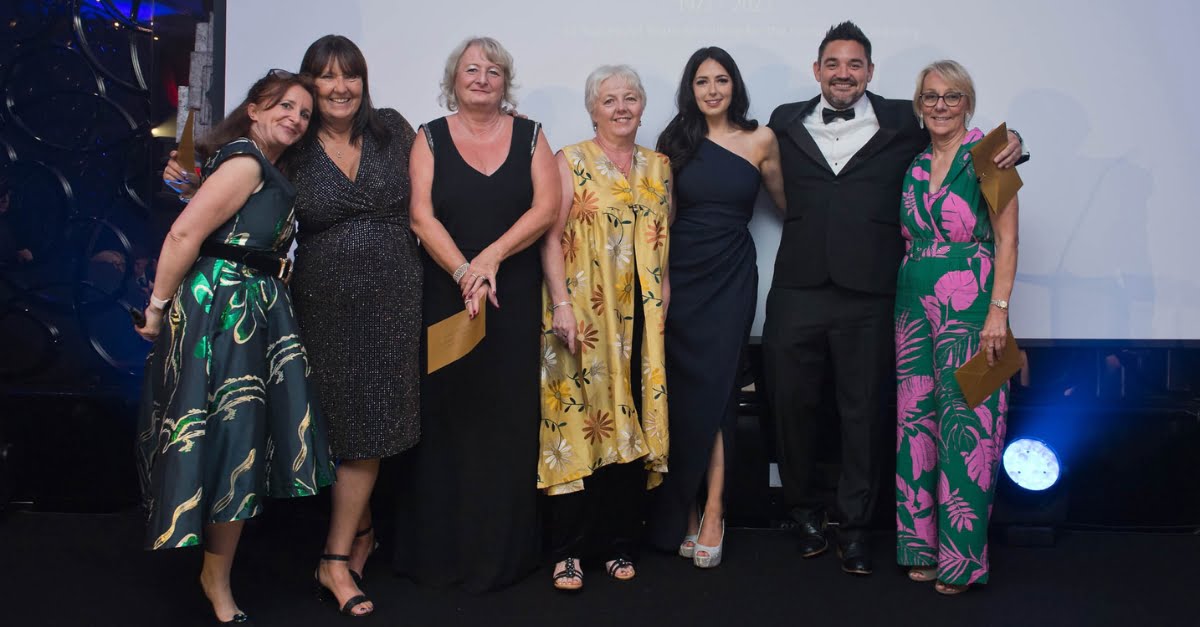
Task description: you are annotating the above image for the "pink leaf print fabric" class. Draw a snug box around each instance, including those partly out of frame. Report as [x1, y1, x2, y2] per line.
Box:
[933, 270, 979, 311]
[941, 191, 977, 241]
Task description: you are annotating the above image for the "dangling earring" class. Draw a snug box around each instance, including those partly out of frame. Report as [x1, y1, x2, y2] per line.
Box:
[592, 122, 598, 132]
[918, 114, 924, 129]
[638, 120, 642, 127]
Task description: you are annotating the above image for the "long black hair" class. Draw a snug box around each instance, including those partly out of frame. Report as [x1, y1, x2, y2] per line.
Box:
[299, 34, 391, 149]
[656, 46, 757, 174]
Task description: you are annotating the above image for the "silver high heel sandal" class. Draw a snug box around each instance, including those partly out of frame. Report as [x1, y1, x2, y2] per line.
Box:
[692, 515, 725, 568]
[678, 532, 699, 559]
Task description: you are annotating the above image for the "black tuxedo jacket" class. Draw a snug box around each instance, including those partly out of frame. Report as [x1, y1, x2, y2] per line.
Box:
[767, 91, 929, 295]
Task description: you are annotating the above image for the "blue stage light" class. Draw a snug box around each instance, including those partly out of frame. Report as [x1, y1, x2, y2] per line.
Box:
[1002, 438, 1061, 491]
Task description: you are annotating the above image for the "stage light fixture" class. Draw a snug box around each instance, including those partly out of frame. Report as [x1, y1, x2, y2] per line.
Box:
[1002, 437, 1061, 491]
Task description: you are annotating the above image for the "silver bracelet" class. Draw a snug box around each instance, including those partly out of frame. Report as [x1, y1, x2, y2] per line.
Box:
[552, 301, 571, 311]
[452, 262, 470, 283]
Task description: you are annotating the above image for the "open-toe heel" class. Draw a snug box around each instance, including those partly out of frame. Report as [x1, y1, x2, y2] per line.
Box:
[314, 554, 374, 617]
[678, 532, 699, 559]
[350, 526, 380, 584]
[692, 515, 725, 569]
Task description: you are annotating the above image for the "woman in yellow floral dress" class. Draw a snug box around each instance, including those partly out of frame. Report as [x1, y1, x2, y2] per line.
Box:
[539, 65, 671, 590]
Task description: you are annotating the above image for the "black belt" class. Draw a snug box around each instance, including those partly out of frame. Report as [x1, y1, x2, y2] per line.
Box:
[199, 241, 293, 282]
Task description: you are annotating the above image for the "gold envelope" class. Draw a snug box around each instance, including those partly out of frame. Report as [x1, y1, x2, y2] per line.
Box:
[969, 122, 1023, 214]
[954, 328, 1022, 409]
[426, 305, 486, 374]
[177, 109, 198, 174]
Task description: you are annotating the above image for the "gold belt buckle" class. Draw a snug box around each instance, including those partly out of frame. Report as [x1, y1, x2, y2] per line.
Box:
[278, 257, 294, 282]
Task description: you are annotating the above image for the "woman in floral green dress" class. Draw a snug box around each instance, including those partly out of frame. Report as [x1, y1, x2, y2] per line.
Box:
[893, 61, 1020, 595]
[136, 70, 335, 624]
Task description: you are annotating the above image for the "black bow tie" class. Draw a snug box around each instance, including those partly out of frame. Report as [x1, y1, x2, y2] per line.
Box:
[822, 107, 855, 124]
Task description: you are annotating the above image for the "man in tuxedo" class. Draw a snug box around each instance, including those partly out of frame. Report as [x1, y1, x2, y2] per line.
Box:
[763, 21, 1024, 576]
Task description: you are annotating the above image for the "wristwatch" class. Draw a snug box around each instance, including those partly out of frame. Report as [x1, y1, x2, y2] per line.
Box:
[990, 298, 1009, 311]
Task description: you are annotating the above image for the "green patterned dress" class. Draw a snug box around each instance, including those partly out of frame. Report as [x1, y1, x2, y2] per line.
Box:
[137, 138, 335, 550]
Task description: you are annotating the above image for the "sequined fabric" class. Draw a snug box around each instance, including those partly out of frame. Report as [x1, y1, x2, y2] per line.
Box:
[289, 108, 421, 459]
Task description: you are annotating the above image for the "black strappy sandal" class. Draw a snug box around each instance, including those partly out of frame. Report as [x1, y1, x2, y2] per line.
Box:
[605, 557, 636, 581]
[314, 554, 373, 617]
[349, 526, 380, 584]
[552, 557, 584, 591]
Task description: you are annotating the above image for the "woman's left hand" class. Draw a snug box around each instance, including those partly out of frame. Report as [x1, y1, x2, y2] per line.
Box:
[980, 307, 1009, 367]
[462, 247, 502, 307]
[465, 283, 491, 320]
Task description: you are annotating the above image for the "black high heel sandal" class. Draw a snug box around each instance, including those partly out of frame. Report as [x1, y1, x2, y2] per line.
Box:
[314, 554, 373, 617]
[349, 526, 380, 584]
[217, 613, 252, 625]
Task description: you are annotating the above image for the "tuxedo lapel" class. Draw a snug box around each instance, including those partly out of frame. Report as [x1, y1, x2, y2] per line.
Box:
[781, 97, 833, 174]
[840, 92, 902, 175]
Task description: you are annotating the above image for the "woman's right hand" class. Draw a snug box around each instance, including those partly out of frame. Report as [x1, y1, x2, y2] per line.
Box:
[163, 150, 199, 196]
[551, 303, 577, 355]
[134, 306, 164, 342]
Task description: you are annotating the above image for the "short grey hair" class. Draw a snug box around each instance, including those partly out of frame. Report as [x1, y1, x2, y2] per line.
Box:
[439, 36, 518, 112]
[912, 59, 976, 123]
[584, 65, 646, 118]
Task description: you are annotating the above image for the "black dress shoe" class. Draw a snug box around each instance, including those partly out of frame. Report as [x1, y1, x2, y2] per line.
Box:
[795, 515, 828, 558]
[837, 539, 873, 575]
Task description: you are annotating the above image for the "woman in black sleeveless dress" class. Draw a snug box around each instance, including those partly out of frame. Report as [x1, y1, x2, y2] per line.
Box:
[395, 37, 559, 593]
[649, 47, 786, 567]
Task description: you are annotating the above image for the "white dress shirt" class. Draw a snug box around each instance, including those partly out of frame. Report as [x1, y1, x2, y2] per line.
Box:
[802, 95, 880, 175]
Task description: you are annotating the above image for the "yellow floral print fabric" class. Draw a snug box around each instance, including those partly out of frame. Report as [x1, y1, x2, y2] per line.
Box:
[537, 140, 671, 496]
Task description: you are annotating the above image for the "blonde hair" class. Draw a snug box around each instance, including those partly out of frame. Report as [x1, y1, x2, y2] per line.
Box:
[584, 65, 646, 118]
[912, 60, 976, 124]
[439, 36, 517, 112]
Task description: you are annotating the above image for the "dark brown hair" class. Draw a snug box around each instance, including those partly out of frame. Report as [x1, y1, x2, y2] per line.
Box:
[300, 35, 391, 148]
[197, 70, 315, 162]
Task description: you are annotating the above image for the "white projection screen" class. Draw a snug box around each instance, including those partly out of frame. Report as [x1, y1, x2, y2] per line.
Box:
[226, 0, 1200, 343]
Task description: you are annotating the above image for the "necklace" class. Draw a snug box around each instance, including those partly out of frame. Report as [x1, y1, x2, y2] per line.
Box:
[594, 135, 634, 176]
[319, 129, 356, 160]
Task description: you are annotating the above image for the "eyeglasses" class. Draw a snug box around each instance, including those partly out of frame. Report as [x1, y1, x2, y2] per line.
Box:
[268, 68, 296, 79]
[920, 92, 965, 107]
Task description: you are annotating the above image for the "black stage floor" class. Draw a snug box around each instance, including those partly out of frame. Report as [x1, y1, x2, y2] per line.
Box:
[2, 507, 1197, 626]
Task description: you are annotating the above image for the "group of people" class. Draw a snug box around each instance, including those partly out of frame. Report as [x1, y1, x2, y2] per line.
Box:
[138, 20, 1023, 624]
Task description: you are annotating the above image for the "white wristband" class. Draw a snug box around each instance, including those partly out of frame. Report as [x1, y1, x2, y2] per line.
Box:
[150, 295, 171, 311]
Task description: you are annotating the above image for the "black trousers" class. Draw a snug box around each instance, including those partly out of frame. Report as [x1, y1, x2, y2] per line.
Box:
[762, 283, 894, 539]
[548, 461, 647, 562]
[549, 274, 648, 563]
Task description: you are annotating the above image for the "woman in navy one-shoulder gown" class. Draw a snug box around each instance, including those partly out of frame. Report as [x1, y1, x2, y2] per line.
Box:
[650, 47, 786, 567]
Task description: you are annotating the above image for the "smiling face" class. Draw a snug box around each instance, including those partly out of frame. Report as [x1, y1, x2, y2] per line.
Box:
[692, 57, 733, 120]
[591, 77, 644, 143]
[314, 59, 362, 125]
[248, 84, 313, 151]
[454, 44, 505, 112]
[919, 71, 969, 140]
[813, 39, 873, 110]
